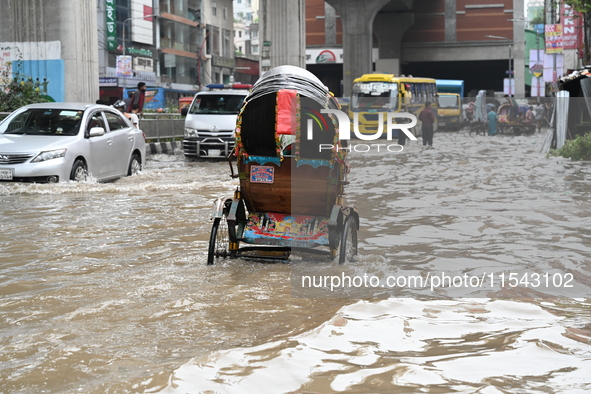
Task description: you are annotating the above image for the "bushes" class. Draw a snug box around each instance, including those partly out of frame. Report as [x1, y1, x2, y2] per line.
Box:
[0, 58, 50, 112]
[550, 132, 591, 161]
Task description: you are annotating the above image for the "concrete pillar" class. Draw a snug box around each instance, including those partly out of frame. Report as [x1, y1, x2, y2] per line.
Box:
[513, 0, 525, 98]
[445, 0, 456, 42]
[0, 0, 99, 103]
[373, 12, 415, 75]
[259, 0, 306, 72]
[325, 0, 391, 96]
[325, 2, 337, 46]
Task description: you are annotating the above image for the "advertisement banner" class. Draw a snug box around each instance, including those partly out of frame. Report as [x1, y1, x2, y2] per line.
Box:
[545, 24, 563, 53]
[106, 0, 117, 51]
[560, 3, 582, 50]
[116, 55, 132, 77]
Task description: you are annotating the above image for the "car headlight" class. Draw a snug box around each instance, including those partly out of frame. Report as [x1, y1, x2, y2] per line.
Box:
[31, 148, 67, 163]
[185, 128, 198, 137]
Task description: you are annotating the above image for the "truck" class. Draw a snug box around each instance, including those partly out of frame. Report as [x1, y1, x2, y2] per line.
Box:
[436, 80, 464, 131]
[181, 84, 252, 159]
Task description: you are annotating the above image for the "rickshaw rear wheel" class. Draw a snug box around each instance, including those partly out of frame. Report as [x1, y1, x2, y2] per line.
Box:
[338, 216, 358, 264]
[207, 215, 230, 265]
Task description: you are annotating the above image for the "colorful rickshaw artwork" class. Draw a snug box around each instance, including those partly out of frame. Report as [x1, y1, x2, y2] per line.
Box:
[207, 65, 359, 265]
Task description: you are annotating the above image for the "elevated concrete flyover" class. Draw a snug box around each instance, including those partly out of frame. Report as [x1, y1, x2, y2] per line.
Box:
[323, 0, 524, 97]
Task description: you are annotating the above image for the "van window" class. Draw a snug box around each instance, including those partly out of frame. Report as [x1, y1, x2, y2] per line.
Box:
[189, 94, 245, 115]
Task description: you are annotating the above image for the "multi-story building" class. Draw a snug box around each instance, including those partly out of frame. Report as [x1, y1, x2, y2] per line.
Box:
[233, 0, 260, 85]
[234, 0, 258, 25]
[234, 21, 249, 55]
[249, 23, 260, 56]
[200, 0, 236, 85]
[98, 0, 158, 103]
[157, 0, 202, 88]
[98, 0, 237, 104]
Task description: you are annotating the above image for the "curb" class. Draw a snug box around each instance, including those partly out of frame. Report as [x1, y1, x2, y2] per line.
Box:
[147, 141, 181, 155]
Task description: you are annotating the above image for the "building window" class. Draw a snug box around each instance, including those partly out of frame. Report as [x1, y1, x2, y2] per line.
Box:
[252, 45, 259, 54]
[223, 6, 227, 20]
[208, 25, 220, 56]
[223, 29, 232, 57]
[212, 2, 217, 16]
[239, 31, 242, 38]
[251, 30, 258, 38]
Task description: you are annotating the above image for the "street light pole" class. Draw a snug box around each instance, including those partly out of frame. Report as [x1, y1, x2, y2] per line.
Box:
[486, 35, 513, 96]
[120, 14, 158, 91]
[122, 14, 159, 57]
[509, 43, 513, 96]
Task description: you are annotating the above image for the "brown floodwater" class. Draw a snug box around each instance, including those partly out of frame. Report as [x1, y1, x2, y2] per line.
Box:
[1, 130, 590, 393]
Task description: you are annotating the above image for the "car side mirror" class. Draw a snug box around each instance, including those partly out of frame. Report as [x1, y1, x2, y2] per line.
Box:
[181, 107, 188, 117]
[89, 127, 105, 137]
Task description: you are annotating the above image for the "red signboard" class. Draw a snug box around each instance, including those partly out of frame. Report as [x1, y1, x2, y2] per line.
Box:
[560, 3, 582, 51]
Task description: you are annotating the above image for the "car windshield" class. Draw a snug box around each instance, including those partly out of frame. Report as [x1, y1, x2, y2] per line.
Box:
[438, 95, 459, 109]
[350, 82, 398, 111]
[1, 108, 84, 136]
[189, 94, 245, 114]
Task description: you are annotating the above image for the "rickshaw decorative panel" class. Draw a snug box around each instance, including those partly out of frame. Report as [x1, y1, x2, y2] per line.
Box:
[250, 165, 274, 184]
[243, 213, 330, 247]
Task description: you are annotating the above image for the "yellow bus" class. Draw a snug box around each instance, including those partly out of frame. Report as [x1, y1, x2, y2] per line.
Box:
[348, 73, 438, 138]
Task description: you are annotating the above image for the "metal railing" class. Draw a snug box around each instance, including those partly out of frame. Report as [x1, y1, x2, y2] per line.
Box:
[0, 112, 185, 143]
[139, 113, 185, 143]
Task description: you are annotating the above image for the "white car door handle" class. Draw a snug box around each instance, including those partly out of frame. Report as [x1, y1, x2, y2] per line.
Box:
[107, 139, 113, 145]
[128, 136, 134, 141]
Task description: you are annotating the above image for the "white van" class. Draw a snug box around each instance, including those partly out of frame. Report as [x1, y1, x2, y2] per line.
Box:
[181, 84, 251, 159]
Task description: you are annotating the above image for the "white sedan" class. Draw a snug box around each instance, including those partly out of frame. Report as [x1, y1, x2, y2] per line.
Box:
[0, 103, 146, 183]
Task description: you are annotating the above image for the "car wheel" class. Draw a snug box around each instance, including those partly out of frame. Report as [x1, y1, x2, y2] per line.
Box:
[70, 159, 88, 182]
[127, 153, 141, 176]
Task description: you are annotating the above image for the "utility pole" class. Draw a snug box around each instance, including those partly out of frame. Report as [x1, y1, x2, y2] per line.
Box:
[550, 0, 557, 91]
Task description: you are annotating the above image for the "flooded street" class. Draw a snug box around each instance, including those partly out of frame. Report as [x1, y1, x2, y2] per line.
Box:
[1, 130, 591, 393]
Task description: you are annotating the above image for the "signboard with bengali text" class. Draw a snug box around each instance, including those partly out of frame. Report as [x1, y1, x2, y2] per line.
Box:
[106, 0, 116, 51]
[561, 3, 582, 51]
[545, 24, 563, 53]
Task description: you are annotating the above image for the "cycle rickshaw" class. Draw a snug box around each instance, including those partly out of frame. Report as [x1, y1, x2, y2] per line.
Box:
[207, 66, 359, 265]
[497, 103, 536, 135]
